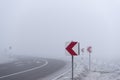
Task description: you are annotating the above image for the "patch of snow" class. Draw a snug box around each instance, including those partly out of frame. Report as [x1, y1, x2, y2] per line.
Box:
[56, 59, 120, 80]
[0, 54, 15, 64]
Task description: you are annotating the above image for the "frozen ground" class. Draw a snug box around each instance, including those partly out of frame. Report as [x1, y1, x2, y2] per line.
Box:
[0, 54, 15, 64]
[56, 58, 120, 80]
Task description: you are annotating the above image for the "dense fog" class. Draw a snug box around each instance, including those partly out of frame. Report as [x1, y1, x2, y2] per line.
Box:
[1, 0, 120, 62]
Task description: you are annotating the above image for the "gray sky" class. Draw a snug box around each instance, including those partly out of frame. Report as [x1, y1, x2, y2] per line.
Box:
[0, 0, 120, 61]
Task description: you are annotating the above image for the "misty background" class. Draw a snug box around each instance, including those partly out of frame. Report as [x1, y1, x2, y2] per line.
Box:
[0, 0, 120, 62]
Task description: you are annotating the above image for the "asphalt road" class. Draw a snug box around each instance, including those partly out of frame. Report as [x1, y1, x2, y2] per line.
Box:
[0, 56, 66, 80]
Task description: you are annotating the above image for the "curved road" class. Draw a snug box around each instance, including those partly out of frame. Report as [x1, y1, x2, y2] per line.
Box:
[0, 57, 66, 80]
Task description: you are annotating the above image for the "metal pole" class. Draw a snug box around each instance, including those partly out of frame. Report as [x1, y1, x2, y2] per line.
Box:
[72, 55, 74, 80]
[89, 53, 91, 71]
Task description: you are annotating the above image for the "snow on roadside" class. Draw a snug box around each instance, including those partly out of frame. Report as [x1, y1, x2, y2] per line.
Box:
[0, 54, 15, 64]
[56, 61, 88, 80]
[56, 59, 120, 80]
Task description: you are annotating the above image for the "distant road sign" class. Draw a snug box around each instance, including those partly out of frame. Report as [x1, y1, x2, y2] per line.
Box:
[9, 46, 12, 50]
[87, 46, 92, 53]
[81, 48, 85, 53]
[65, 41, 80, 56]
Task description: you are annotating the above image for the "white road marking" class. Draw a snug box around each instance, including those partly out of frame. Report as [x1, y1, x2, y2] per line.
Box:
[51, 68, 71, 80]
[51, 64, 72, 80]
[51, 63, 77, 80]
[15, 63, 24, 66]
[0, 60, 48, 79]
[36, 61, 41, 64]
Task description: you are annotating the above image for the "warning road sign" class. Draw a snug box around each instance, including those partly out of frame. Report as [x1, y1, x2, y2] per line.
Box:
[65, 41, 80, 56]
[87, 46, 92, 53]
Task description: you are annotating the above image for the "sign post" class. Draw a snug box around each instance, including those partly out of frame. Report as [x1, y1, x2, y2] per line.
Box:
[89, 52, 91, 71]
[65, 41, 80, 80]
[72, 55, 74, 80]
[87, 46, 92, 71]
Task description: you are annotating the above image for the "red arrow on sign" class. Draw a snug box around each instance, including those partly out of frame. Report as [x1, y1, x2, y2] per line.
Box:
[81, 48, 85, 53]
[87, 46, 92, 53]
[66, 42, 78, 56]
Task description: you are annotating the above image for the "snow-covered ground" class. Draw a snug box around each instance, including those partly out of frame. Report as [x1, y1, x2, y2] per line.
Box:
[56, 58, 120, 80]
[0, 54, 15, 64]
